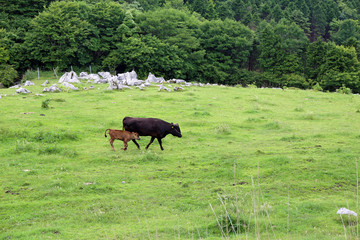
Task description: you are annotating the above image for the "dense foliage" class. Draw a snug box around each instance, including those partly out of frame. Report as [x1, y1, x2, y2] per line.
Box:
[2, 0, 360, 91]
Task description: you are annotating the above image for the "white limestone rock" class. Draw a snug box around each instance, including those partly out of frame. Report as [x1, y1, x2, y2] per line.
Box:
[61, 82, 79, 90]
[98, 72, 112, 79]
[10, 84, 21, 89]
[43, 84, 62, 92]
[41, 80, 49, 86]
[337, 208, 357, 217]
[16, 87, 31, 94]
[23, 81, 35, 86]
[58, 71, 80, 83]
[158, 85, 171, 92]
[174, 86, 184, 91]
[146, 72, 165, 83]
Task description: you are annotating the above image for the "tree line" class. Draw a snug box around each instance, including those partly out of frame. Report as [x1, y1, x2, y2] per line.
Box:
[1, 0, 360, 92]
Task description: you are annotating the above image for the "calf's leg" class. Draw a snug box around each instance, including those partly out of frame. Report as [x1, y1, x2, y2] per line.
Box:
[109, 138, 115, 151]
[145, 137, 155, 150]
[122, 141, 128, 151]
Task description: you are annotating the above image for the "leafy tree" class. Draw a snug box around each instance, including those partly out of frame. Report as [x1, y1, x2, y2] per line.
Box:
[87, 1, 125, 64]
[258, 20, 307, 74]
[331, 19, 360, 45]
[0, 28, 17, 87]
[188, 0, 218, 19]
[24, 1, 98, 70]
[318, 43, 360, 91]
[104, 35, 185, 79]
[199, 19, 253, 83]
[305, 39, 329, 81]
[137, 8, 204, 80]
[309, 1, 327, 42]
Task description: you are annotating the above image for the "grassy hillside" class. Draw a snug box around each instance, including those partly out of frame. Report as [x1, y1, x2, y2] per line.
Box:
[1, 72, 360, 239]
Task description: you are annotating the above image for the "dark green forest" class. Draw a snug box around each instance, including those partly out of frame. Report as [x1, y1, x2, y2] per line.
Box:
[2, 0, 360, 92]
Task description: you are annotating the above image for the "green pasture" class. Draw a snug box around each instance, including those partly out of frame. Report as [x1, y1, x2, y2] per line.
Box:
[1, 72, 360, 239]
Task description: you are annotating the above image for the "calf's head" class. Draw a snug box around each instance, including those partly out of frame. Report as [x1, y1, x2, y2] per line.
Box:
[170, 123, 182, 138]
[131, 132, 140, 140]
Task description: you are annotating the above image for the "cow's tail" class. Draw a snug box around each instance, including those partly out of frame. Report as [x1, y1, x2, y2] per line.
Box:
[105, 129, 110, 138]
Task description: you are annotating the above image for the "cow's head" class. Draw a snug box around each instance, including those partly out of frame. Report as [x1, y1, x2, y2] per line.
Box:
[170, 123, 182, 138]
[132, 132, 140, 140]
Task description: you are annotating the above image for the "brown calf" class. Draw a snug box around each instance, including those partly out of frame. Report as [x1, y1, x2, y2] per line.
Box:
[104, 129, 140, 151]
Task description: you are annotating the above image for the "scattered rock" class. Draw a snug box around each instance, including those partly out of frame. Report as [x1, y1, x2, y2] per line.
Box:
[146, 72, 165, 83]
[10, 84, 21, 89]
[43, 84, 62, 93]
[61, 82, 79, 90]
[23, 80, 35, 86]
[158, 85, 171, 92]
[16, 87, 31, 94]
[79, 72, 89, 78]
[98, 72, 112, 79]
[337, 208, 357, 217]
[41, 80, 49, 86]
[174, 86, 184, 91]
[58, 71, 80, 83]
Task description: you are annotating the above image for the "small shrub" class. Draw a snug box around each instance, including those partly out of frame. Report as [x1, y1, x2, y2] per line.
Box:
[24, 69, 36, 81]
[41, 99, 52, 109]
[0, 64, 18, 87]
[247, 83, 258, 88]
[312, 83, 323, 92]
[336, 84, 352, 94]
[281, 74, 309, 89]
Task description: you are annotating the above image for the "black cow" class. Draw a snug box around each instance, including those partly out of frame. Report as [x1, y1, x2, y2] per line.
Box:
[122, 117, 182, 150]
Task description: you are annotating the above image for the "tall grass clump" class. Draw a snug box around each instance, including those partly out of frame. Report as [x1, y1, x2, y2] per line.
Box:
[211, 164, 277, 239]
[215, 124, 231, 135]
[138, 151, 163, 163]
[0, 128, 29, 141]
[31, 130, 78, 143]
[13, 140, 35, 153]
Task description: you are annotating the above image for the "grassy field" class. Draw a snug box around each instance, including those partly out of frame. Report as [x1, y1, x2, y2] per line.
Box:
[1, 72, 360, 239]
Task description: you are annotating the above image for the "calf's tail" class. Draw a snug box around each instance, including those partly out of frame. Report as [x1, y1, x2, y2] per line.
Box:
[105, 129, 110, 138]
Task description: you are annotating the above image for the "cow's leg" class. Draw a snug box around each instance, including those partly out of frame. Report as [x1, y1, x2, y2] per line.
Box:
[157, 138, 164, 151]
[109, 138, 115, 151]
[145, 137, 155, 150]
[122, 141, 128, 151]
[132, 139, 141, 149]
